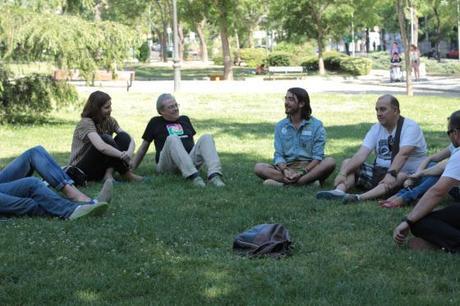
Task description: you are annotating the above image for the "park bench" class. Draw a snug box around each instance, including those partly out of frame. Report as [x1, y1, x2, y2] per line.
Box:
[267, 66, 304, 79]
[53, 69, 135, 91]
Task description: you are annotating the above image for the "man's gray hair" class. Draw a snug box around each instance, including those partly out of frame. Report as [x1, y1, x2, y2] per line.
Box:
[156, 93, 176, 113]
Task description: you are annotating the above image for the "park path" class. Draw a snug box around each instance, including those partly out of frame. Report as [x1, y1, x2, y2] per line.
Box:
[74, 70, 460, 98]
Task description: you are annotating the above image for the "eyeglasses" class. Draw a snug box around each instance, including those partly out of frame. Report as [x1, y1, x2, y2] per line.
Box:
[388, 135, 394, 152]
[165, 103, 180, 110]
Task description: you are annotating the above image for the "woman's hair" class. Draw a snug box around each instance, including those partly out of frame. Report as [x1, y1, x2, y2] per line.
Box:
[81, 91, 111, 123]
[410, 44, 417, 50]
[287, 87, 311, 120]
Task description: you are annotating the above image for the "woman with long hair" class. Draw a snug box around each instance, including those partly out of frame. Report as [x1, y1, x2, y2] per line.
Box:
[69, 91, 143, 182]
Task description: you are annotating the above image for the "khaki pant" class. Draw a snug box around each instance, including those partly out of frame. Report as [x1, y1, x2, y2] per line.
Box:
[156, 134, 222, 178]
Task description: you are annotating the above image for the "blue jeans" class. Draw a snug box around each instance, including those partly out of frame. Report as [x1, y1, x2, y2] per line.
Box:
[0, 145, 73, 190]
[0, 177, 77, 218]
[397, 175, 440, 204]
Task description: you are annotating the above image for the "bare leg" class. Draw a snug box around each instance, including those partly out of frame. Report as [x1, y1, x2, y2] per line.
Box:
[96, 179, 113, 203]
[334, 159, 357, 192]
[103, 168, 115, 181]
[254, 163, 284, 182]
[296, 157, 336, 186]
[61, 185, 91, 202]
[359, 173, 407, 201]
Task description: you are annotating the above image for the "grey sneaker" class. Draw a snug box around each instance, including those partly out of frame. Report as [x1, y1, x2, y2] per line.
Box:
[69, 202, 108, 220]
[263, 179, 285, 187]
[316, 190, 345, 200]
[209, 175, 225, 187]
[192, 176, 206, 187]
[342, 194, 360, 204]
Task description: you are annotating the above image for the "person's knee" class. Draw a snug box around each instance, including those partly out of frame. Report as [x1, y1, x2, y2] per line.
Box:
[254, 163, 269, 176]
[322, 157, 336, 169]
[100, 134, 116, 146]
[23, 177, 45, 190]
[115, 131, 131, 144]
[200, 134, 213, 142]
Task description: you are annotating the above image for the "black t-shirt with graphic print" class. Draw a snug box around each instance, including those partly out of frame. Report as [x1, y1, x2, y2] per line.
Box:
[142, 115, 196, 163]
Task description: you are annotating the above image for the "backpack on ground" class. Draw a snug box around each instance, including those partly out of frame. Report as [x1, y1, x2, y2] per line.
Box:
[233, 223, 292, 258]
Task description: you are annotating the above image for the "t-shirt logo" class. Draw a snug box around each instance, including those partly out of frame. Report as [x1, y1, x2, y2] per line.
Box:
[166, 123, 184, 136]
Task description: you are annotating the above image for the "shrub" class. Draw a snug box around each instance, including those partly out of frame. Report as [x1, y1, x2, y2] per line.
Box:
[300, 56, 319, 71]
[323, 51, 347, 71]
[340, 57, 372, 75]
[266, 52, 291, 66]
[137, 41, 151, 63]
[0, 73, 79, 123]
[212, 55, 224, 65]
[273, 41, 317, 65]
[424, 59, 460, 75]
[238, 48, 267, 68]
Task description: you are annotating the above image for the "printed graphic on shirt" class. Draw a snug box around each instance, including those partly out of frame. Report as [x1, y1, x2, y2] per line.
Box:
[377, 138, 391, 161]
[166, 123, 185, 137]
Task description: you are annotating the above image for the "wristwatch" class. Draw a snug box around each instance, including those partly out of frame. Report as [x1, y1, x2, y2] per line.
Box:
[387, 169, 398, 178]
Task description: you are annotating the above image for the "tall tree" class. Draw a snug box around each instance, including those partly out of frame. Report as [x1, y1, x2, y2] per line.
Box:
[180, 0, 209, 62]
[205, 0, 239, 80]
[396, 0, 413, 96]
[270, 0, 350, 75]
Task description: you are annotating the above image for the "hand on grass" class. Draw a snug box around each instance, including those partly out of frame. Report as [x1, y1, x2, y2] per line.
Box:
[393, 221, 410, 245]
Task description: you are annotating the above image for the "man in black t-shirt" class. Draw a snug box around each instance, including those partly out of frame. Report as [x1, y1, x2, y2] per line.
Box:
[131, 93, 224, 187]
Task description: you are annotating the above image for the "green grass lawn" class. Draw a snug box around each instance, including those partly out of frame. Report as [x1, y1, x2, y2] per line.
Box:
[1, 91, 459, 305]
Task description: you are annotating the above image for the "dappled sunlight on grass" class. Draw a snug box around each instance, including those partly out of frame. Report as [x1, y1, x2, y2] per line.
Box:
[76, 290, 100, 302]
[202, 270, 232, 299]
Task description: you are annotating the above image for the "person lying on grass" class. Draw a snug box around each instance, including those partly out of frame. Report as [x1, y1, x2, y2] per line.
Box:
[69, 91, 143, 183]
[131, 93, 224, 188]
[394, 110, 460, 252]
[0, 146, 111, 220]
[316, 94, 427, 204]
[254, 87, 336, 187]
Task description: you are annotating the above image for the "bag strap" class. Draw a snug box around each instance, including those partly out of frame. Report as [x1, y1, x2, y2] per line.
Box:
[391, 116, 405, 162]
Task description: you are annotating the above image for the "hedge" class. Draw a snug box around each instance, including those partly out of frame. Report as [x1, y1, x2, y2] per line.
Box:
[300, 53, 372, 75]
[238, 48, 267, 68]
[266, 51, 291, 66]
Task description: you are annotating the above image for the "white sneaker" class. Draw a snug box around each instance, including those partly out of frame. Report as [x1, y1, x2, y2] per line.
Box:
[69, 202, 108, 220]
[192, 176, 206, 187]
[316, 189, 345, 200]
[209, 175, 225, 187]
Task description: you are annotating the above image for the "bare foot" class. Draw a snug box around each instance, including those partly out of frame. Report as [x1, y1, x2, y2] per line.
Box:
[379, 196, 405, 208]
[62, 184, 91, 202]
[96, 179, 113, 203]
[122, 171, 144, 182]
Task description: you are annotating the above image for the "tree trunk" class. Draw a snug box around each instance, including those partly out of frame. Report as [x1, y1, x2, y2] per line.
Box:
[195, 19, 208, 62]
[317, 35, 325, 75]
[433, 6, 442, 63]
[161, 23, 168, 62]
[248, 30, 254, 48]
[220, 18, 233, 80]
[178, 22, 185, 61]
[413, 9, 419, 45]
[397, 0, 413, 96]
[365, 28, 370, 53]
[234, 28, 241, 66]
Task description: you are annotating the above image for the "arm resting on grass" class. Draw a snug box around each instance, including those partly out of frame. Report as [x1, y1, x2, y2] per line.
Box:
[131, 140, 150, 170]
